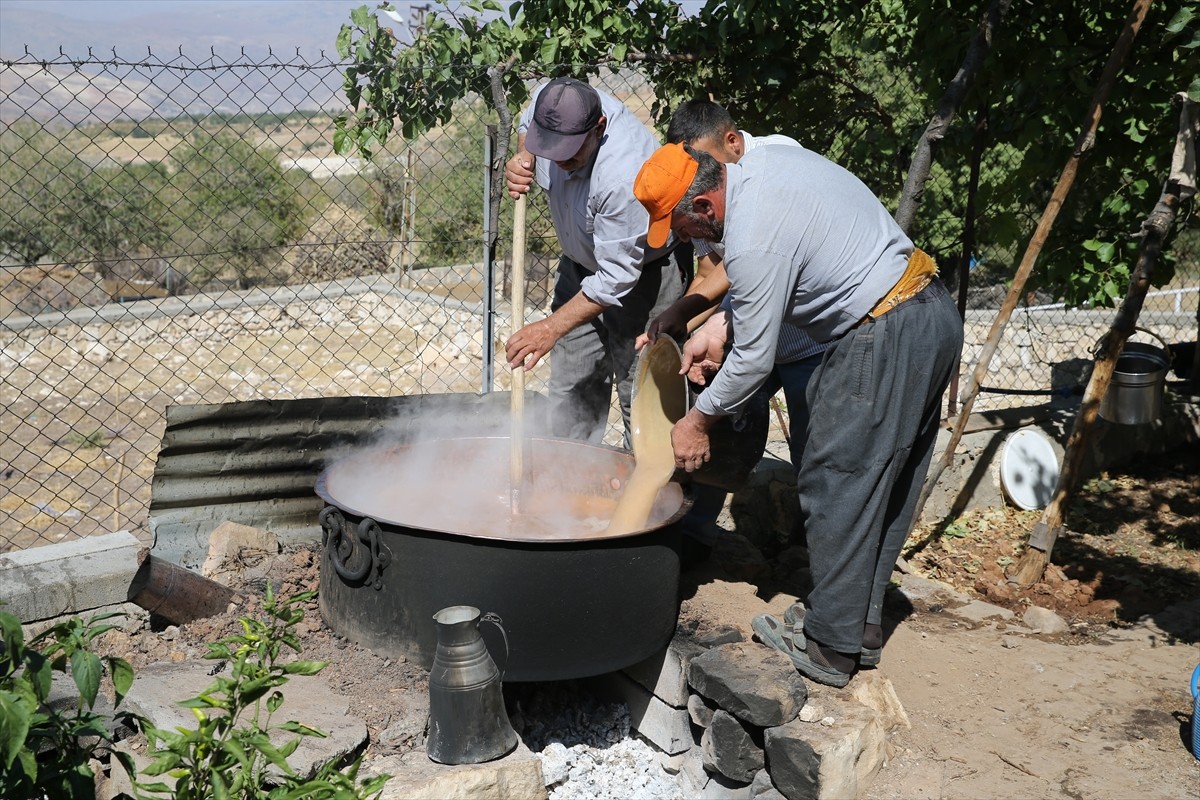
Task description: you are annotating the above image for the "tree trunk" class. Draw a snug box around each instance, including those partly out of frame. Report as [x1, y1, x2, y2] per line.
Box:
[1012, 92, 1197, 586]
[907, 0, 1152, 543]
[948, 107, 989, 419]
[894, 0, 1012, 233]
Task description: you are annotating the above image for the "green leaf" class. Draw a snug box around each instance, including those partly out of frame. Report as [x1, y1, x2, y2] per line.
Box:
[108, 657, 134, 705]
[278, 720, 328, 738]
[255, 738, 300, 774]
[178, 694, 224, 708]
[1096, 242, 1116, 263]
[1166, 7, 1195, 34]
[350, 6, 371, 28]
[0, 690, 32, 770]
[16, 747, 38, 782]
[332, 122, 350, 156]
[281, 660, 329, 676]
[141, 752, 182, 775]
[222, 737, 254, 772]
[111, 748, 138, 785]
[71, 649, 102, 708]
[336, 25, 352, 58]
[213, 767, 230, 800]
[0, 612, 25, 673]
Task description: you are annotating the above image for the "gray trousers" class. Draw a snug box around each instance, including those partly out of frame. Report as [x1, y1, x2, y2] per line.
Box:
[548, 250, 687, 446]
[797, 279, 963, 653]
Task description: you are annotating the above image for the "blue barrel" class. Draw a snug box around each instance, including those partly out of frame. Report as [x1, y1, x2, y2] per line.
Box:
[1191, 664, 1200, 760]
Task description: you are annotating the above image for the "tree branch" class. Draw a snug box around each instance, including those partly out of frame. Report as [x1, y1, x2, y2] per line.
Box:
[485, 52, 520, 249]
[895, 0, 1013, 233]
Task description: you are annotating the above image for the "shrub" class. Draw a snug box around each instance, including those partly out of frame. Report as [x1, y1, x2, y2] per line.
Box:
[0, 610, 138, 800]
[136, 588, 390, 800]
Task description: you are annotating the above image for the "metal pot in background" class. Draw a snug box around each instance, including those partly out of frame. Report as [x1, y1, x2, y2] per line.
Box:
[1099, 330, 1171, 426]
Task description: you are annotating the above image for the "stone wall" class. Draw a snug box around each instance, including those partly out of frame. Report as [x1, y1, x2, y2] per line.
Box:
[600, 628, 911, 799]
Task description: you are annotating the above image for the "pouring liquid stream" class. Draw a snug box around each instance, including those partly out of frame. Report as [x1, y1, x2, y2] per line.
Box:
[607, 338, 689, 535]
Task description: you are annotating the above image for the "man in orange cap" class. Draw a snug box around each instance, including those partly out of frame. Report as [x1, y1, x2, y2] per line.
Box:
[504, 77, 689, 445]
[637, 100, 827, 566]
[634, 142, 963, 687]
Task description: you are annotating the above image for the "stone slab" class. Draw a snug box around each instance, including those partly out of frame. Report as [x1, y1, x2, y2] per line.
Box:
[765, 703, 886, 800]
[593, 671, 694, 755]
[126, 660, 367, 780]
[363, 742, 546, 800]
[621, 637, 704, 707]
[0, 530, 142, 622]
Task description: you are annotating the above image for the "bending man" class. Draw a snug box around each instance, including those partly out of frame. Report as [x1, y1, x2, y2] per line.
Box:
[634, 143, 963, 687]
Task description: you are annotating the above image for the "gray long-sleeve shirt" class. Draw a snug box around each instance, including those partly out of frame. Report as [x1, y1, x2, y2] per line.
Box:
[519, 84, 675, 308]
[694, 145, 913, 418]
[698, 131, 825, 364]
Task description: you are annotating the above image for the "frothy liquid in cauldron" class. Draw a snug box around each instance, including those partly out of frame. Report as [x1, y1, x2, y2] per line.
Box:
[322, 342, 687, 541]
[323, 437, 682, 542]
[607, 338, 688, 535]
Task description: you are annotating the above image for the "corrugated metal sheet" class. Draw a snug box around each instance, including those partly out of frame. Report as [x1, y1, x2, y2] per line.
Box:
[150, 392, 549, 568]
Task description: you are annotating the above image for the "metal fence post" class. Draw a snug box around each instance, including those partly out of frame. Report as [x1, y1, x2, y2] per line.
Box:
[482, 124, 498, 394]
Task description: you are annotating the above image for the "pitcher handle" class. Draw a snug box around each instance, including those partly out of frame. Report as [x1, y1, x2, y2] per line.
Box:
[480, 612, 511, 680]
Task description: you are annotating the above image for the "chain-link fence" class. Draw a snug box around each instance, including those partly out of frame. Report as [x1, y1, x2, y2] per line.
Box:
[2, 48, 1196, 554]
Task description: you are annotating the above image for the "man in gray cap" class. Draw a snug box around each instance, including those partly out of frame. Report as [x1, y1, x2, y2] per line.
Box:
[504, 77, 688, 444]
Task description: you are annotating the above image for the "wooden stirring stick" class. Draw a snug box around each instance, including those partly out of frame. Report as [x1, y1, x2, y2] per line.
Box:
[510, 193, 528, 515]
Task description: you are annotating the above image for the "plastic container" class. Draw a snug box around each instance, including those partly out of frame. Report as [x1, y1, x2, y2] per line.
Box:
[1191, 663, 1200, 761]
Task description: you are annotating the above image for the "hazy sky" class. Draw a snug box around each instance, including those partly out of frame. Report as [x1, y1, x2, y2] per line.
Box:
[0, 0, 709, 57]
[1, 0, 363, 19]
[0, 0, 708, 20]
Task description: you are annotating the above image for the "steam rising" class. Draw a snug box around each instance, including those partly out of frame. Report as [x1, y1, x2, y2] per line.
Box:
[318, 397, 683, 542]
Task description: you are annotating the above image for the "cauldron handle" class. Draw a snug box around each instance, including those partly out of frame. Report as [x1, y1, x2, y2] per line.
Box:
[480, 612, 511, 680]
[319, 507, 391, 590]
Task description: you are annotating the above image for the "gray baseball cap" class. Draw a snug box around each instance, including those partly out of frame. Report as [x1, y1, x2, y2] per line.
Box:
[525, 78, 602, 161]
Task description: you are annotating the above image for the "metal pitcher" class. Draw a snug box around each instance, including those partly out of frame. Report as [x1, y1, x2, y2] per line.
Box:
[426, 605, 519, 764]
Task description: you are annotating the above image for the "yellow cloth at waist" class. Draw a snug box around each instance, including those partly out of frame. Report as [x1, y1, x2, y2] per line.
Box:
[863, 248, 938, 323]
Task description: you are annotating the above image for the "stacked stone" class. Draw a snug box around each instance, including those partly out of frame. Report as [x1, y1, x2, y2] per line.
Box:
[604, 629, 904, 800]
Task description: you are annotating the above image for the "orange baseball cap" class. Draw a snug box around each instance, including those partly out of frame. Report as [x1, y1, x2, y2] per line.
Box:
[634, 143, 698, 248]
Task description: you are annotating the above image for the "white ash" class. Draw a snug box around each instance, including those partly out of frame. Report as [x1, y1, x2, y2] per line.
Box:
[508, 681, 685, 800]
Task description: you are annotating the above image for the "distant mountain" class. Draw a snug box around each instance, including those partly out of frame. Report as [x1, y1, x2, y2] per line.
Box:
[1, 2, 368, 123]
[1, 2, 364, 61]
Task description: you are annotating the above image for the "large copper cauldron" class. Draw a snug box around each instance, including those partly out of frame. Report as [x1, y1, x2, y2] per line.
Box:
[315, 436, 687, 682]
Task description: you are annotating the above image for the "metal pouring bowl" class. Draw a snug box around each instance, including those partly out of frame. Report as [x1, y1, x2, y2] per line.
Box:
[634, 336, 769, 492]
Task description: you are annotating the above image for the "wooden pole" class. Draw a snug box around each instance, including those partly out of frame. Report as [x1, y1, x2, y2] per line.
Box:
[1011, 93, 1195, 587]
[111, 450, 125, 531]
[510, 193, 528, 515]
[907, 0, 1152, 541]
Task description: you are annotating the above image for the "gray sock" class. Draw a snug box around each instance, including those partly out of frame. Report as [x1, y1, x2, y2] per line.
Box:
[805, 635, 855, 674]
[863, 623, 883, 650]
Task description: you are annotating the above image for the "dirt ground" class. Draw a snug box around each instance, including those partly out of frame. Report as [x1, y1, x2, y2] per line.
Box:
[864, 444, 1200, 799]
[94, 445, 1200, 798]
